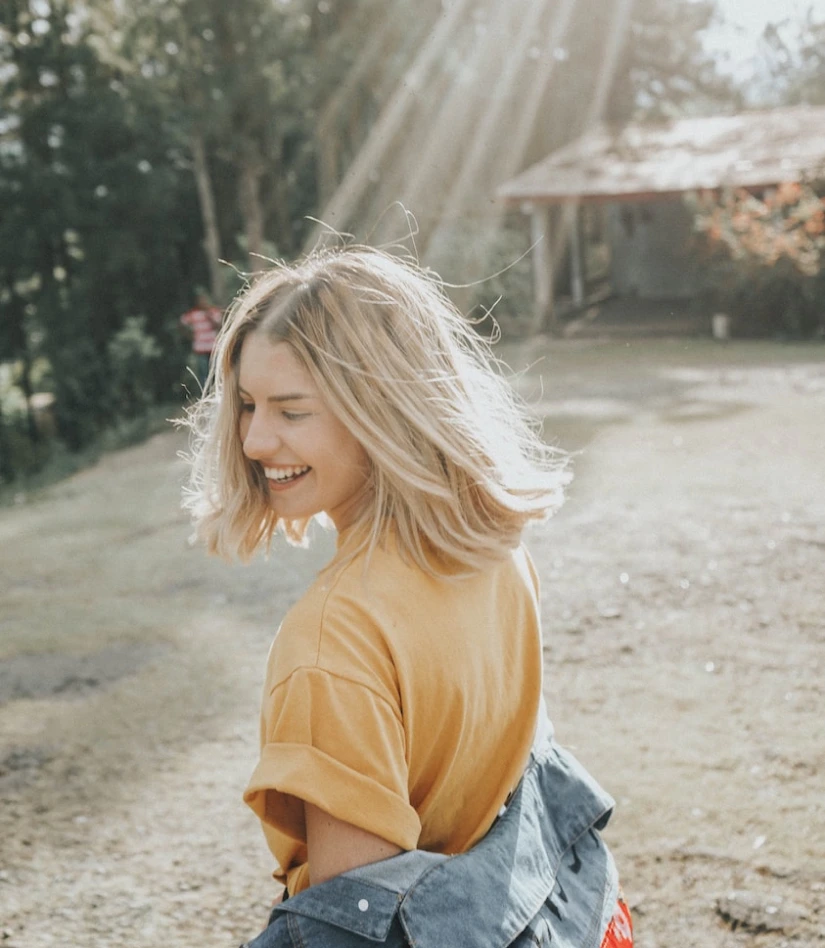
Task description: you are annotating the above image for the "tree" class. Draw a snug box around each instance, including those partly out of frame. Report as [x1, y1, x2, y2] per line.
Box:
[604, 0, 740, 122]
[0, 0, 202, 454]
[308, 0, 739, 252]
[115, 0, 346, 275]
[755, 12, 825, 108]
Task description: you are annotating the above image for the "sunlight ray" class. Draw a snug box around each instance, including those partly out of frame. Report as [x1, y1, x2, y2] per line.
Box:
[490, 0, 580, 199]
[305, 0, 475, 250]
[316, 6, 396, 203]
[424, 0, 555, 251]
[549, 0, 636, 263]
[394, 2, 521, 227]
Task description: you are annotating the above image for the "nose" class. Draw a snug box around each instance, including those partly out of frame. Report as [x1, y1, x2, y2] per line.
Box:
[241, 412, 282, 462]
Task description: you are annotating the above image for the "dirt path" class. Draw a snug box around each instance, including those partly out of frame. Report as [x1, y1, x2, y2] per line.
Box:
[1, 339, 824, 947]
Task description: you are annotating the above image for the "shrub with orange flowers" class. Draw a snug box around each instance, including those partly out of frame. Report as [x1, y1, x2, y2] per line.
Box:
[689, 182, 825, 338]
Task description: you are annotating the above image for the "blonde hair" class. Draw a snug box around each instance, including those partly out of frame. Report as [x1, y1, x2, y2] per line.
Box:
[182, 246, 568, 575]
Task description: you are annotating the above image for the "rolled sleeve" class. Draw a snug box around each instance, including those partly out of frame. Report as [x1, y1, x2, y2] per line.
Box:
[243, 667, 421, 854]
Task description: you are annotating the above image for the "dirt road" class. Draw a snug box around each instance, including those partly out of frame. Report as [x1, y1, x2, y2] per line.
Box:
[1, 338, 824, 947]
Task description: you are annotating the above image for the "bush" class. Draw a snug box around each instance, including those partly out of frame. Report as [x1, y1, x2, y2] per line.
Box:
[690, 184, 825, 338]
[427, 218, 535, 338]
[710, 259, 824, 338]
[0, 412, 51, 485]
[107, 316, 163, 418]
[0, 401, 177, 504]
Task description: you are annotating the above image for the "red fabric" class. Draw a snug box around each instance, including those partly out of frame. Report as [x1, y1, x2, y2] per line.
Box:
[180, 306, 222, 354]
[600, 895, 634, 948]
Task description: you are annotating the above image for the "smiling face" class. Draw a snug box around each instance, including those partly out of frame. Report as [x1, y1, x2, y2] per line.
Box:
[237, 332, 371, 531]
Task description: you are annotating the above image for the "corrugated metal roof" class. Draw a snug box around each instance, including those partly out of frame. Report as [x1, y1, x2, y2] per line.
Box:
[497, 106, 825, 204]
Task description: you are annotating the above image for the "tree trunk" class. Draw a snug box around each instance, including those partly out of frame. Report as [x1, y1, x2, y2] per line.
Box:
[529, 204, 557, 336]
[0, 401, 13, 484]
[238, 148, 265, 269]
[266, 137, 293, 255]
[191, 133, 224, 303]
[318, 128, 339, 208]
[18, 353, 40, 446]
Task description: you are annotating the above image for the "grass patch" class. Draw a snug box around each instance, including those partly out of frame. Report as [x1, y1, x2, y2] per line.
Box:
[0, 402, 181, 508]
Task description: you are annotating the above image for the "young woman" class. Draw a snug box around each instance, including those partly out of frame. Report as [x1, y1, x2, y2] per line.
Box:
[183, 246, 632, 948]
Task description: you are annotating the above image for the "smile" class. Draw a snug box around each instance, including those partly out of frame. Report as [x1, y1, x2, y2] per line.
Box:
[264, 465, 311, 487]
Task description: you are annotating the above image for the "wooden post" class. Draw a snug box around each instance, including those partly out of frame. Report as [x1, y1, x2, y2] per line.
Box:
[569, 201, 585, 307]
[527, 203, 556, 335]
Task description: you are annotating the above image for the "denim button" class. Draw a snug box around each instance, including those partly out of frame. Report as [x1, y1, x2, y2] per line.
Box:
[358, 899, 369, 912]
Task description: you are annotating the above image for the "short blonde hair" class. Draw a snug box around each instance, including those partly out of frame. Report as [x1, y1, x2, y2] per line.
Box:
[182, 246, 568, 574]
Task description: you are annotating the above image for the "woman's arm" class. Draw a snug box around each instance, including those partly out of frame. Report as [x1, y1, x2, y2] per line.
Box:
[305, 801, 403, 887]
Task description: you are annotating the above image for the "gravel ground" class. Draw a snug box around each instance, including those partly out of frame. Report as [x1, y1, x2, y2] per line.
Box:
[1, 337, 823, 947]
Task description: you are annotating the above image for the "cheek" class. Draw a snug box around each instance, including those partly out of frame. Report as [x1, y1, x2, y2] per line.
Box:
[352, 443, 371, 478]
[326, 423, 369, 474]
[339, 442, 371, 485]
[238, 415, 250, 442]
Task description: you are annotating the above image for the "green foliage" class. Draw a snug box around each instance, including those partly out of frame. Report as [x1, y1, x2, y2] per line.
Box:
[523, 0, 740, 146]
[0, 0, 384, 482]
[755, 14, 825, 108]
[0, 408, 49, 481]
[603, 0, 741, 121]
[690, 184, 825, 338]
[720, 262, 824, 338]
[117, 0, 348, 258]
[429, 218, 535, 339]
[107, 316, 163, 417]
[0, 402, 176, 501]
[473, 225, 536, 336]
[0, 0, 806, 486]
[0, 0, 205, 466]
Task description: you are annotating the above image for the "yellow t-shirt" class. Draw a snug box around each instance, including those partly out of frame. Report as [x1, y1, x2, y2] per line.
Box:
[243, 533, 543, 895]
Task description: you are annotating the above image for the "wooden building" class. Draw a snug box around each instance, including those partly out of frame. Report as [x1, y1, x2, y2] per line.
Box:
[496, 106, 825, 332]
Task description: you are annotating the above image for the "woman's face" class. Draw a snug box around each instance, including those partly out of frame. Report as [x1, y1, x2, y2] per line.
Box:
[237, 332, 371, 531]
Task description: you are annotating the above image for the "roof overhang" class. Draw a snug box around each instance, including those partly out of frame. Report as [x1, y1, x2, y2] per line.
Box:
[498, 106, 825, 206]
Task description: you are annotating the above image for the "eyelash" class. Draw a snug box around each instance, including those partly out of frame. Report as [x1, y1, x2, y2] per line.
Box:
[239, 404, 309, 422]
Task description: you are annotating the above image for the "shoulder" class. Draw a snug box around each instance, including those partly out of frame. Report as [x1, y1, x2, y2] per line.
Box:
[515, 543, 541, 599]
[263, 550, 400, 695]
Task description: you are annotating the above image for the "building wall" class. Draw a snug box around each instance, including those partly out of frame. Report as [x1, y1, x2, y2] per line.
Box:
[607, 198, 699, 299]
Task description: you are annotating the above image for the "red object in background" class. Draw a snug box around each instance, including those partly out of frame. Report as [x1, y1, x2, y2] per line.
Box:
[180, 306, 222, 354]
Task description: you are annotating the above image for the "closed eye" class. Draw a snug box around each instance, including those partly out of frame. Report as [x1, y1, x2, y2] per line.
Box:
[283, 411, 311, 421]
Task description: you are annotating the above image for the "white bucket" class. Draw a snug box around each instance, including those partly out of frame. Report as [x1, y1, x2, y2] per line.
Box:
[712, 313, 731, 340]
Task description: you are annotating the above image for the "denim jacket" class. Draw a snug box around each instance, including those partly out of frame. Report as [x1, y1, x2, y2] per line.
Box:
[241, 737, 618, 948]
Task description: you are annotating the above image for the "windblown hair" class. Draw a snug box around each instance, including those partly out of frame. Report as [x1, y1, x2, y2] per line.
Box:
[182, 246, 569, 575]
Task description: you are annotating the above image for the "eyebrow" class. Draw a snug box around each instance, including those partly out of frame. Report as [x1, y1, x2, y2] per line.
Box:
[238, 387, 315, 403]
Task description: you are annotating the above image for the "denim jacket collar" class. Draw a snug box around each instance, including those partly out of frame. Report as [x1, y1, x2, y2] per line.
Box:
[267, 739, 615, 948]
[273, 851, 445, 942]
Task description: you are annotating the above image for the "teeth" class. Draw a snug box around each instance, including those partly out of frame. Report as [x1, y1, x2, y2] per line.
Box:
[264, 465, 310, 481]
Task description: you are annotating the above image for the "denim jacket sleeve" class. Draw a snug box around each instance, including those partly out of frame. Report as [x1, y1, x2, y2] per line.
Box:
[240, 738, 618, 948]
